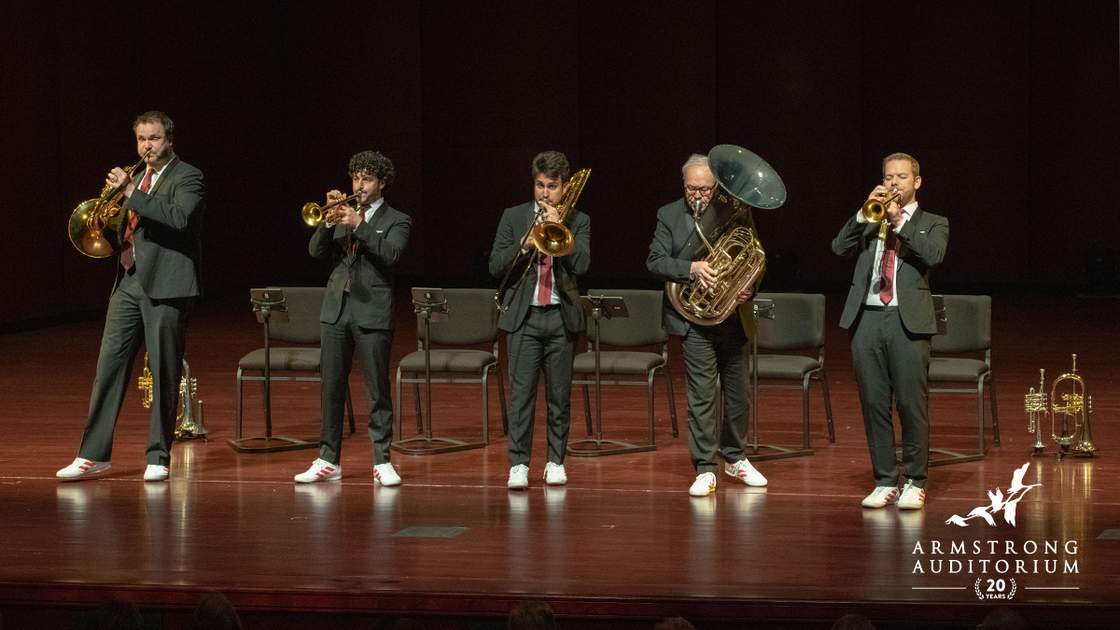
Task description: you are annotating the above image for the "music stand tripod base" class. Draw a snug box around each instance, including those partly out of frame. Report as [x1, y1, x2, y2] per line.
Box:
[742, 444, 814, 462]
[228, 436, 320, 454]
[567, 439, 656, 457]
[390, 437, 486, 456]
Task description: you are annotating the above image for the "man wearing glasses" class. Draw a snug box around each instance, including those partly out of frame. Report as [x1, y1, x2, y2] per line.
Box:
[647, 153, 768, 497]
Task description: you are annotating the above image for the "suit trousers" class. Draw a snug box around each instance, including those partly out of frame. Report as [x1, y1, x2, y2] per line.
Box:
[849, 307, 931, 488]
[79, 270, 191, 466]
[506, 305, 575, 467]
[680, 316, 750, 474]
[319, 292, 394, 465]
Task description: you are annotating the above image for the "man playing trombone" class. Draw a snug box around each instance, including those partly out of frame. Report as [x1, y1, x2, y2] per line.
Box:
[489, 151, 590, 489]
[295, 151, 410, 485]
[57, 111, 204, 482]
[832, 152, 948, 510]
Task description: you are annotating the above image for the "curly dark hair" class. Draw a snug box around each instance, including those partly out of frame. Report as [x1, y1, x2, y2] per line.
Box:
[531, 151, 570, 183]
[349, 151, 395, 189]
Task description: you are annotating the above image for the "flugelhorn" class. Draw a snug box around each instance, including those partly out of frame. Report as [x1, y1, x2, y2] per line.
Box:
[860, 188, 900, 223]
[138, 354, 208, 439]
[302, 191, 361, 227]
[1023, 354, 1096, 459]
[68, 152, 150, 258]
[494, 168, 591, 314]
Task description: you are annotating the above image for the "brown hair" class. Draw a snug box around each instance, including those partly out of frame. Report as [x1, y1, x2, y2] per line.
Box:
[883, 152, 919, 178]
[132, 111, 174, 140]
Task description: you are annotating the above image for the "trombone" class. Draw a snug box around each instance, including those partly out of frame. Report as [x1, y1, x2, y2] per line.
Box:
[860, 188, 900, 223]
[494, 168, 591, 314]
[302, 191, 361, 226]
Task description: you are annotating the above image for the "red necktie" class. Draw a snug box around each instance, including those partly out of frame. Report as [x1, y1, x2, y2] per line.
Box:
[537, 255, 553, 305]
[121, 168, 155, 270]
[878, 227, 897, 305]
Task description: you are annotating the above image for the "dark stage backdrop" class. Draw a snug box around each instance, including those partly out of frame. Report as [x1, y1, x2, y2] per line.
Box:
[2, 1, 1118, 326]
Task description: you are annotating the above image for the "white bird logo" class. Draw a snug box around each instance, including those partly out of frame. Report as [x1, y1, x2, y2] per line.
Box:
[945, 462, 1041, 527]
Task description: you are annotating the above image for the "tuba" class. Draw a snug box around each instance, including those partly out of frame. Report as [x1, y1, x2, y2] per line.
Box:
[495, 168, 591, 313]
[666, 145, 786, 326]
[138, 354, 208, 439]
[69, 153, 149, 258]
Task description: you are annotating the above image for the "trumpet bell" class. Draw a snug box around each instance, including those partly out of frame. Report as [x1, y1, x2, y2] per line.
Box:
[301, 202, 325, 227]
[533, 222, 574, 257]
[860, 198, 887, 223]
[69, 198, 126, 258]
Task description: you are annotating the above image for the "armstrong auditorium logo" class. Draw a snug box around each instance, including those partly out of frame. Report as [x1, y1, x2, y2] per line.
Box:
[945, 462, 1040, 527]
[909, 462, 1080, 601]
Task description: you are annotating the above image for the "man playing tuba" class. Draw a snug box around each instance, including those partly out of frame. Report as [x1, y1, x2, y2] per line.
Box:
[647, 153, 767, 497]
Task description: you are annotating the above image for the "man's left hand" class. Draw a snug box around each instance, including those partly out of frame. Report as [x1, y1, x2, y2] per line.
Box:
[735, 286, 755, 305]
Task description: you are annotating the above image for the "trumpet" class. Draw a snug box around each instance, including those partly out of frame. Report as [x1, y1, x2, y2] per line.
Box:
[860, 188, 900, 223]
[302, 191, 361, 226]
[68, 152, 151, 258]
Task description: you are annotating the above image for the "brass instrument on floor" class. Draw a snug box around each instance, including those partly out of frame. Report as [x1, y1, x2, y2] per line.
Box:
[138, 354, 208, 439]
[666, 145, 785, 326]
[860, 188, 900, 224]
[1024, 354, 1095, 458]
[495, 168, 592, 314]
[68, 152, 150, 258]
[302, 191, 362, 227]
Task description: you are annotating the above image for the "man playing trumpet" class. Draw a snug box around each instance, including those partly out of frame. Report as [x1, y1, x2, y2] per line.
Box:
[832, 153, 948, 510]
[295, 151, 411, 485]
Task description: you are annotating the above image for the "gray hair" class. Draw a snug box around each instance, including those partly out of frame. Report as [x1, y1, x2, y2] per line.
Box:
[681, 154, 709, 180]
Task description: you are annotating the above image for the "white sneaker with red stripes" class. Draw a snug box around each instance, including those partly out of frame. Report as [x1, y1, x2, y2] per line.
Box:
[56, 458, 111, 479]
[294, 458, 341, 483]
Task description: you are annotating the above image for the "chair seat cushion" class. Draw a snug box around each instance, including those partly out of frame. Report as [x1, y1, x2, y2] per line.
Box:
[239, 347, 322, 371]
[756, 355, 822, 379]
[928, 357, 990, 381]
[573, 351, 664, 375]
[398, 350, 497, 373]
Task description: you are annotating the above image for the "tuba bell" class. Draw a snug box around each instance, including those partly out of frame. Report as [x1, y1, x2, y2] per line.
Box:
[69, 153, 149, 258]
[666, 145, 786, 326]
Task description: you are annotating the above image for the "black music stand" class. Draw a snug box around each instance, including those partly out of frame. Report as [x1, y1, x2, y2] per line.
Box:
[228, 289, 320, 453]
[567, 295, 657, 457]
[742, 298, 815, 461]
[391, 288, 487, 455]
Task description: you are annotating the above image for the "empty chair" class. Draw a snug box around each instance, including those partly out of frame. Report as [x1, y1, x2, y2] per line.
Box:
[928, 294, 999, 464]
[752, 293, 835, 458]
[394, 288, 508, 453]
[235, 286, 354, 440]
[569, 289, 679, 455]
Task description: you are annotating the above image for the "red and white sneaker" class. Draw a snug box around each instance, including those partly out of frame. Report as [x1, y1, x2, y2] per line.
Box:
[725, 459, 768, 487]
[689, 472, 717, 497]
[898, 480, 926, 510]
[862, 485, 900, 508]
[294, 458, 341, 483]
[56, 458, 110, 479]
[374, 462, 401, 486]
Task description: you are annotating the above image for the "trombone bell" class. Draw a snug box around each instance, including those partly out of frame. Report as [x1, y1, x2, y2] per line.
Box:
[533, 222, 574, 257]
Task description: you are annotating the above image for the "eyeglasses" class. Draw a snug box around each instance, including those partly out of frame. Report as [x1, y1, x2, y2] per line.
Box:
[685, 185, 714, 195]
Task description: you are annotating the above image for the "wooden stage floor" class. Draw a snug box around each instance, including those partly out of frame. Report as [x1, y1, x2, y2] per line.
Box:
[1, 292, 1118, 629]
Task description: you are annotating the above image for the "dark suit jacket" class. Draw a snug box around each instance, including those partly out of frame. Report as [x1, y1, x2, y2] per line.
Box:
[831, 206, 949, 335]
[310, 202, 411, 329]
[646, 198, 760, 337]
[489, 202, 590, 334]
[118, 155, 205, 300]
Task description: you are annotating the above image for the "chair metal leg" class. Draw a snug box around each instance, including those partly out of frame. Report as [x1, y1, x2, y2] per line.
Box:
[977, 377, 987, 456]
[394, 366, 403, 440]
[481, 367, 490, 445]
[819, 371, 835, 443]
[582, 383, 593, 435]
[988, 374, 1000, 446]
[662, 365, 679, 438]
[412, 379, 423, 433]
[646, 370, 656, 446]
[235, 368, 245, 439]
[801, 374, 812, 451]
